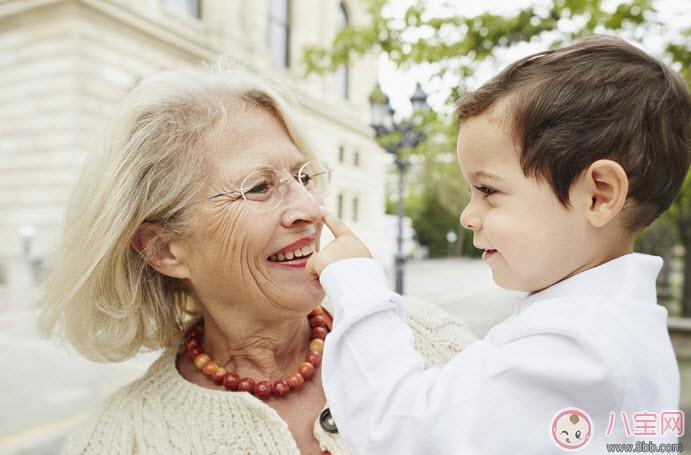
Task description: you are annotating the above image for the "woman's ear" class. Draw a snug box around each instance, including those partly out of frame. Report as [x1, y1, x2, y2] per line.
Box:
[577, 159, 629, 228]
[131, 222, 190, 279]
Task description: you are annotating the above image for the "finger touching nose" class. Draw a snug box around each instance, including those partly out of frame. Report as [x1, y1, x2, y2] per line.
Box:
[320, 208, 355, 238]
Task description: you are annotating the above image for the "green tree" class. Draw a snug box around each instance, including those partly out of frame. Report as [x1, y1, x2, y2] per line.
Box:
[304, 0, 691, 311]
[662, 28, 691, 315]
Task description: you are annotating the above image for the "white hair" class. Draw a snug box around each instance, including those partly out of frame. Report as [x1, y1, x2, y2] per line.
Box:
[39, 58, 318, 362]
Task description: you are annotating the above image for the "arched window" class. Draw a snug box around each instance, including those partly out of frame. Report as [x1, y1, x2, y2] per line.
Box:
[336, 2, 349, 99]
[267, 0, 290, 68]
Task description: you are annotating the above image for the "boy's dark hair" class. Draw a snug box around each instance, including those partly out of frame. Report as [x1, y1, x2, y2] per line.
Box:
[456, 35, 690, 230]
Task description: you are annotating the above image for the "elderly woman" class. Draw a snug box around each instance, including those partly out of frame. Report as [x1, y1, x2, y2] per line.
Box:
[39, 60, 477, 454]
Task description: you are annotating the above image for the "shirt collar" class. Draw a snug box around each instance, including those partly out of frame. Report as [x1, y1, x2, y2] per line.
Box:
[517, 253, 663, 313]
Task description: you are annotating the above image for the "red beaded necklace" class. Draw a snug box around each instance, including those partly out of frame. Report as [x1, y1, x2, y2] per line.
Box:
[183, 306, 332, 400]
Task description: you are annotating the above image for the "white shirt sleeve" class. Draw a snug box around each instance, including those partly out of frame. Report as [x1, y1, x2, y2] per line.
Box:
[320, 258, 621, 455]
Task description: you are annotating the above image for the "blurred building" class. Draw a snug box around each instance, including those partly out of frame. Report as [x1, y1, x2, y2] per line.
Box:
[0, 0, 392, 309]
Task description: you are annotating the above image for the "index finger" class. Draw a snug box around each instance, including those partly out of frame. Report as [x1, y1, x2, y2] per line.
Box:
[321, 207, 355, 238]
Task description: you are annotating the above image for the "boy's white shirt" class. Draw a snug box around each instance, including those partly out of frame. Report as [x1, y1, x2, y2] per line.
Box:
[320, 253, 680, 455]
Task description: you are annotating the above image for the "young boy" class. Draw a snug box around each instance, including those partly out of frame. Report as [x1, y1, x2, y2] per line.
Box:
[306, 36, 690, 454]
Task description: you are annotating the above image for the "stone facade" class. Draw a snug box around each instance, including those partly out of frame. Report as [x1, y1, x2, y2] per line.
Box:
[0, 0, 391, 308]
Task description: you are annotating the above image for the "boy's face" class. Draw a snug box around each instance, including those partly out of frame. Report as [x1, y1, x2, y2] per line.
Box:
[457, 109, 592, 293]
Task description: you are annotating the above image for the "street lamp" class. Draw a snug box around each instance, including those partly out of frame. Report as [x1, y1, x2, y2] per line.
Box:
[446, 230, 458, 257]
[369, 82, 429, 294]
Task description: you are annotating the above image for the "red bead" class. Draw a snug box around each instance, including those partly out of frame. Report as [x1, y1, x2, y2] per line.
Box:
[306, 351, 322, 367]
[273, 379, 290, 397]
[309, 306, 327, 319]
[186, 326, 202, 340]
[186, 345, 202, 361]
[287, 373, 305, 392]
[255, 381, 273, 400]
[238, 377, 256, 394]
[185, 339, 200, 350]
[202, 361, 219, 378]
[211, 367, 226, 384]
[223, 372, 240, 391]
[309, 315, 328, 329]
[311, 326, 328, 340]
[298, 362, 316, 380]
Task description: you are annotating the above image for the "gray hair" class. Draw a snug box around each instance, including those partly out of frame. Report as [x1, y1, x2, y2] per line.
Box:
[39, 58, 317, 362]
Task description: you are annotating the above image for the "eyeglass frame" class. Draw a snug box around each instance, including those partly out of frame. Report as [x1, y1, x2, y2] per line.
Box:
[195, 160, 332, 212]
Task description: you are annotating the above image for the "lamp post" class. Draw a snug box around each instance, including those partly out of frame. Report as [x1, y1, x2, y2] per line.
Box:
[369, 82, 429, 294]
[446, 230, 458, 257]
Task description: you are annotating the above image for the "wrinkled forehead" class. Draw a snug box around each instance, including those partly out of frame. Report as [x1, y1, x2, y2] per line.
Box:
[205, 107, 307, 178]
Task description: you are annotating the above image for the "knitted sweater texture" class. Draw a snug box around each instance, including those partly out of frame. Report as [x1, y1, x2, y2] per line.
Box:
[63, 299, 477, 454]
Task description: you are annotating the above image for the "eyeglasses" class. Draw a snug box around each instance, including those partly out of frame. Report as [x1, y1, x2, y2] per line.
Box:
[205, 160, 332, 212]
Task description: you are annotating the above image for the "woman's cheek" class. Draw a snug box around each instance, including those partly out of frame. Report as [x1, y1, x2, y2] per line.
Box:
[195, 206, 245, 267]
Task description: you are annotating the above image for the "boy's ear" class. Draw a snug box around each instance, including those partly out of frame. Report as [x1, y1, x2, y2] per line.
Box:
[576, 159, 629, 228]
[131, 222, 191, 279]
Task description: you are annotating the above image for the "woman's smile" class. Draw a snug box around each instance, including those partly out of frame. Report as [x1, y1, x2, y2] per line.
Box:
[267, 235, 318, 269]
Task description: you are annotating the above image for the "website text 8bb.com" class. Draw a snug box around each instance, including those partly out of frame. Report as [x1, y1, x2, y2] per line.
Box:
[605, 441, 683, 453]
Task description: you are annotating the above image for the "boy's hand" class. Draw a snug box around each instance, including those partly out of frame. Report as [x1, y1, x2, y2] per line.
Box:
[305, 208, 372, 284]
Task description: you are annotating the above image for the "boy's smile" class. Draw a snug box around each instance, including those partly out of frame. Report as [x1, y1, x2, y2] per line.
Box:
[456, 105, 602, 293]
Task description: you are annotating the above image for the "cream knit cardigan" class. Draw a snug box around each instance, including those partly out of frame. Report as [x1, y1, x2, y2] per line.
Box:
[63, 298, 478, 454]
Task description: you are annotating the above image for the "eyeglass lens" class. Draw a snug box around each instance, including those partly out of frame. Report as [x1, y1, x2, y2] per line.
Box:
[239, 161, 331, 211]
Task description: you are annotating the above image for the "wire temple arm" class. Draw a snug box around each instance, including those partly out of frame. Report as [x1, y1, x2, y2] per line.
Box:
[208, 190, 243, 201]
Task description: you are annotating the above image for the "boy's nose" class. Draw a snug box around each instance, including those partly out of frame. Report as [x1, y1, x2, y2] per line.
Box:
[460, 205, 481, 231]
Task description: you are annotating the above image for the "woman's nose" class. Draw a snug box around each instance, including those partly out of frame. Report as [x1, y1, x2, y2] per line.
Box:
[279, 180, 322, 227]
[460, 203, 482, 231]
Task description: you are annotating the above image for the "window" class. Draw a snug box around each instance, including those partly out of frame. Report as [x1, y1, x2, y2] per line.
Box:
[337, 193, 344, 218]
[352, 196, 359, 222]
[161, 0, 200, 18]
[267, 0, 290, 68]
[353, 150, 360, 167]
[336, 2, 349, 99]
[338, 145, 345, 163]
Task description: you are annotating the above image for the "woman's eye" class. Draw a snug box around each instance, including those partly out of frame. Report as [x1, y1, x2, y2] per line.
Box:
[296, 174, 312, 186]
[474, 185, 496, 197]
[575, 430, 581, 439]
[246, 181, 271, 194]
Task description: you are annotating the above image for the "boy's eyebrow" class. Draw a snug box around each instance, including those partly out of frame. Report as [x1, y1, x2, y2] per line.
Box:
[471, 170, 505, 181]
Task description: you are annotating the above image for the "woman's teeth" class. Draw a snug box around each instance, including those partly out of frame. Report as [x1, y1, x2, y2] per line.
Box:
[269, 243, 316, 262]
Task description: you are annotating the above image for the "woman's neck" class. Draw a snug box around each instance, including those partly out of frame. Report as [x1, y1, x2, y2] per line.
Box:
[200, 310, 311, 380]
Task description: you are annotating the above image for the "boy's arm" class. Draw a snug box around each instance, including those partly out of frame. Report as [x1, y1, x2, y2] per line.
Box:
[320, 258, 619, 454]
[310, 210, 620, 454]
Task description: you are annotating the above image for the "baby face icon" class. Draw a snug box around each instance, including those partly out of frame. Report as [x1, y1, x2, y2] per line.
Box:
[551, 408, 592, 451]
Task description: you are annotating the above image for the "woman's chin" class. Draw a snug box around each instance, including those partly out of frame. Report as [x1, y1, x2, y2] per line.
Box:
[267, 270, 324, 304]
[297, 284, 326, 310]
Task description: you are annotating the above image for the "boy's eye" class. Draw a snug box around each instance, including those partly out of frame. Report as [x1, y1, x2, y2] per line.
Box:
[474, 185, 496, 197]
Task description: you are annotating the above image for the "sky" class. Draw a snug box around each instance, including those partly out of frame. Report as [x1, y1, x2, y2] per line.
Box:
[379, 0, 690, 118]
